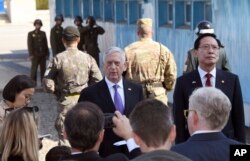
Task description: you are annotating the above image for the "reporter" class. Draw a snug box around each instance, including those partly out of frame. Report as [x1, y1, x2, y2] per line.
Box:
[0, 75, 36, 124]
[0, 107, 39, 161]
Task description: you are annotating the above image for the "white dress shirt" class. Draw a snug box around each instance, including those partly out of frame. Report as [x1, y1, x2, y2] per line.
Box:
[198, 66, 216, 87]
[105, 77, 125, 107]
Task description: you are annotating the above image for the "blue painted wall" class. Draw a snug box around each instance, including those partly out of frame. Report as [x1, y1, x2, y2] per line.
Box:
[54, 0, 250, 103]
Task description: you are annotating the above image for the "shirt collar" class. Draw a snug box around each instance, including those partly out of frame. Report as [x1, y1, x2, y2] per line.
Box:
[192, 130, 220, 136]
[105, 77, 123, 89]
[198, 66, 216, 78]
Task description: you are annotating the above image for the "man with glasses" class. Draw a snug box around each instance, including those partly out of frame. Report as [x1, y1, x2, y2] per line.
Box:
[171, 87, 243, 161]
[173, 33, 245, 144]
[183, 20, 231, 74]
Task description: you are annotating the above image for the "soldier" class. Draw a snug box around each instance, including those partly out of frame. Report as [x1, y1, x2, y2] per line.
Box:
[27, 19, 49, 86]
[82, 16, 105, 67]
[50, 14, 65, 57]
[43, 26, 102, 145]
[125, 18, 177, 105]
[183, 20, 231, 74]
[74, 16, 85, 51]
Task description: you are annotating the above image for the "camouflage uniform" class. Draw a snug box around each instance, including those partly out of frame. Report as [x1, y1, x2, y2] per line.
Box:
[43, 48, 102, 144]
[183, 48, 231, 74]
[125, 38, 177, 104]
[50, 25, 65, 57]
[27, 29, 49, 84]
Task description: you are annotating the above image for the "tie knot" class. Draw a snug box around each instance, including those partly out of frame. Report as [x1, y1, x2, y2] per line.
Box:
[113, 84, 118, 90]
[205, 73, 212, 79]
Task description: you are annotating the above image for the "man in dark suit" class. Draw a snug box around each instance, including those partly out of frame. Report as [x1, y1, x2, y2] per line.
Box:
[171, 87, 243, 161]
[112, 99, 191, 161]
[173, 33, 245, 144]
[61, 102, 128, 161]
[78, 47, 143, 157]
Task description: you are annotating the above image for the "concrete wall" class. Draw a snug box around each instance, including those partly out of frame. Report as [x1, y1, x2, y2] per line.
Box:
[6, 0, 36, 23]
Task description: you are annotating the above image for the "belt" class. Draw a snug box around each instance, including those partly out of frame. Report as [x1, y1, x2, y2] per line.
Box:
[66, 93, 80, 97]
[142, 82, 163, 88]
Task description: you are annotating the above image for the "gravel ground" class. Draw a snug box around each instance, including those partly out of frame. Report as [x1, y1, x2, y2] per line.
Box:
[29, 90, 59, 161]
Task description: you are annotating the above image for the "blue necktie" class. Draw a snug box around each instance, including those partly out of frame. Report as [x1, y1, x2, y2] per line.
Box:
[113, 85, 124, 113]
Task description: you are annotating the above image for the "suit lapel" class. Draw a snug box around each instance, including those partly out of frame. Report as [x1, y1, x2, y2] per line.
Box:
[99, 79, 116, 112]
[123, 80, 133, 115]
[215, 69, 226, 89]
[190, 70, 203, 89]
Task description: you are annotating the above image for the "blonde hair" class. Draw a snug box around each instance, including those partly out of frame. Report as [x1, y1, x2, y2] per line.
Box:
[0, 108, 39, 161]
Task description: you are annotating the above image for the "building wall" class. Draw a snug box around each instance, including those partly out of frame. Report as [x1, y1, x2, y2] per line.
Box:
[50, 1, 250, 119]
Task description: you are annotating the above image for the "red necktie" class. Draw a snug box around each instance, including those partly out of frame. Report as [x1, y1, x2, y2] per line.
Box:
[205, 73, 212, 87]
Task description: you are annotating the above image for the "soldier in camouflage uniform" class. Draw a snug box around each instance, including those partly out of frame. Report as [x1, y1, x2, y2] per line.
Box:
[27, 19, 49, 85]
[50, 15, 65, 57]
[125, 18, 177, 105]
[183, 21, 231, 74]
[43, 26, 102, 145]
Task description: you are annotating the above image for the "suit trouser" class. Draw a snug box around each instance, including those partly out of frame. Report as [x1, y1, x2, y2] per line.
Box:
[30, 55, 46, 83]
[55, 94, 80, 145]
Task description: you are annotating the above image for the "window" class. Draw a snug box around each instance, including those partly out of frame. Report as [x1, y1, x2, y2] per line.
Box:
[129, 0, 142, 24]
[158, 0, 173, 27]
[64, 0, 72, 17]
[73, 0, 81, 17]
[184, 1, 191, 26]
[116, 0, 128, 23]
[174, 0, 212, 29]
[83, 0, 90, 18]
[55, 0, 63, 16]
[193, 0, 212, 29]
[93, 0, 102, 19]
[205, 1, 212, 21]
[104, 0, 114, 21]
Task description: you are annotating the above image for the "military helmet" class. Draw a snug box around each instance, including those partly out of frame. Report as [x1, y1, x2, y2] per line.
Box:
[55, 14, 64, 22]
[195, 20, 214, 35]
[33, 19, 43, 26]
[74, 16, 83, 23]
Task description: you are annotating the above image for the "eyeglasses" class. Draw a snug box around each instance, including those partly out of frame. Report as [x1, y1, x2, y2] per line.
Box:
[199, 44, 220, 51]
[184, 109, 196, 119]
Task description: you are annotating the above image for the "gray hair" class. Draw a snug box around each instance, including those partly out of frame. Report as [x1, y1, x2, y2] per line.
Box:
[189, 87, 231, 130]
[103, 47, 126, 63]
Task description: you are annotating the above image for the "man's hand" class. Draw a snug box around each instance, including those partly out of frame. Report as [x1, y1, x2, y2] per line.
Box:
[112, 111, 133, 140]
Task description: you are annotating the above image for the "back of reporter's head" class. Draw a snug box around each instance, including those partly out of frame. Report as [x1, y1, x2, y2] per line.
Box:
[188, 87, 231, 131]
[129, 99, 175, 149]
[0, 107, 39, 161]
[64, 102, 104, 152]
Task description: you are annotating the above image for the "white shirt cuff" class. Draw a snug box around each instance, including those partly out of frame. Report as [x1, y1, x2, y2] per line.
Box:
[126, 138, 139, 152]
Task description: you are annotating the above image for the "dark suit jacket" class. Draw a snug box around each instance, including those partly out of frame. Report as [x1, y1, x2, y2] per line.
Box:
[131, 150, 191, 161]
[173, 69, 245, 143]
[78, 79, 143, 157]
[61, 151, 128, 161]
[171, 132, 242, 161]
